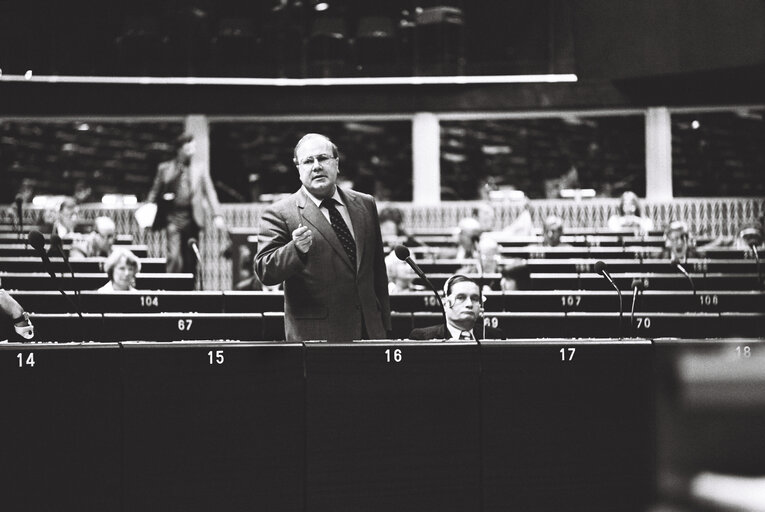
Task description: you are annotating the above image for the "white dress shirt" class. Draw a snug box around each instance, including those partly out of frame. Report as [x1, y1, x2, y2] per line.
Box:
[302, 186, 355, 241]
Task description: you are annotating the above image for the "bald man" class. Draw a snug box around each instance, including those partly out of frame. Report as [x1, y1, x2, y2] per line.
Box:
[69, 216, 117, 259]
[255, 133, 391, 342]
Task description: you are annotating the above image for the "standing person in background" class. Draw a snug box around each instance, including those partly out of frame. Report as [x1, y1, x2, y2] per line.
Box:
[146, 132, 226, 275]
[255, 133, 391, 342]
[608, 191, 654, 234]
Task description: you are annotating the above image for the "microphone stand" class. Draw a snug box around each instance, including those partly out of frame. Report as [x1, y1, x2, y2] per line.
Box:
[751, 245, 762, 290]
[473, 240, 486, 340]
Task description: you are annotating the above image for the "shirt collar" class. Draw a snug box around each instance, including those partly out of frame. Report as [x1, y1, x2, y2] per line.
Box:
[446, 322, 473, 341]
[302, 186, 344, 208]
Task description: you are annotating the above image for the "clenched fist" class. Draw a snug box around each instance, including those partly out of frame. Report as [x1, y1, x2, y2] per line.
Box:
[292, 224, 313, 254]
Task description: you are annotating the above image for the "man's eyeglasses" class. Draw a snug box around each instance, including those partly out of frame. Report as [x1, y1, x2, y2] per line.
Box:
[299, 154, 336, 167]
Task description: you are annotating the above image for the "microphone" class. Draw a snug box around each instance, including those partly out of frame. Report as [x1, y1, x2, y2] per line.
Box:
[630, 278, 644, 334]
[188, 237, 202, 264]
[188, 237, 203, 290]
[747, 243, 762, 290]
[672, 259, 696, 297]
[28, 230, 56, 280]
[395, 245, 449, 335]
[51, 234, 82, 312]
[594, 260, 623, 339]
[28, 230, 83, 320]
[473, 239, 486, 340]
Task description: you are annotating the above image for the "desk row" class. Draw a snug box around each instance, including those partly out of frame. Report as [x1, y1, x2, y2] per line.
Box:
[416, 272, 763, 291]
[0, 244, 149, 258]
[12, 290, 765, 314]
[5, 311, 763, 342]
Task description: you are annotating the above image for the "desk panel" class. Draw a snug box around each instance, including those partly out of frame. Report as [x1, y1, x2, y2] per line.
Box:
[121, 342, 304, 512]
[26, 313, 265, 342]
[481, 340, 654, 512]
[0, 256, 166, 273]
[0, 272, 194, 291]
[653, 339, 765, 494]
[305, 342, 481, 512]
[0, 344, 122, 512]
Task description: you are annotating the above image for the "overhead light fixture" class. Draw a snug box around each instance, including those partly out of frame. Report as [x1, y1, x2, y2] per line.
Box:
[314, 2, 329, 11]
[0, 73, 578, 86]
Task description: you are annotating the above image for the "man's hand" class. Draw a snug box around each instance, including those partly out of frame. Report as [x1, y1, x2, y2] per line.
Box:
[14, 312, 34, 340]
[213, 215, 226, 231]
[292, 224, 313, 254]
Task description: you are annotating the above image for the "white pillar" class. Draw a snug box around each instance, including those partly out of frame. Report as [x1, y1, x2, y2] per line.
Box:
[645, 107, 673, 200]
[185, 114, 210, 177]
[412, 112, 441, 204]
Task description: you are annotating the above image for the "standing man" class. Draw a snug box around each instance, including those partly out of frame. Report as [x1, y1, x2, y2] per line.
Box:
[147, 133, 226, 276]
[255, 133, 391, 342]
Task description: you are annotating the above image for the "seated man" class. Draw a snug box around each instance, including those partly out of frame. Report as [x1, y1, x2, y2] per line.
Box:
[408, 275, 504, 341]
[455, 217, 484, 259]
[70, 216, 116, 259]
[662, 220, 697, 263]
[0, 278, 34, 340]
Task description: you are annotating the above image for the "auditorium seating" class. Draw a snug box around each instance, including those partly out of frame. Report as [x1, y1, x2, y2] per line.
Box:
[0, 272, 193, 291]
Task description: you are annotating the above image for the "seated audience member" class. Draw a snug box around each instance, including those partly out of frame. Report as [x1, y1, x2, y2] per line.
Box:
[455, 217, 484, 259]
[379, 206, 420, 252]
[503, 199, 534, 237]
[458, 236, 501, 274]
[530, 215, 570, 248]
[98, 248, 141, 292]
[608, 191, 654, 234]
[69, 216, 117, 259]
[735, 221, 764, 252]
[408, 275, 504, 341]
[236, 256, 281, 291]
[474, 203, 496, 231]
[385, 251, 419, 293]
[500, 260, 530, 291]
[662, 220, 696, 263]
[51, 196, 78, 237]
[0, 278, 34, 340]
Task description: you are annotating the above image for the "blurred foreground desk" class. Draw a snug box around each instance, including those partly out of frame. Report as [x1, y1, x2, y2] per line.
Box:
[0, 340, 664, 512]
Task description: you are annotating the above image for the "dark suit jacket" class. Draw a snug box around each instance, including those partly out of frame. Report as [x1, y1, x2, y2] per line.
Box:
[255, 187, 391, 342]
[146, 159, 221, 229]
[408, 322, 504, 341]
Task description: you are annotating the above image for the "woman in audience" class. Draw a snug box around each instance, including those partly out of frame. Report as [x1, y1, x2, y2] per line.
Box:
[608, 191, 654, 234]
[98, 248, 141, 292]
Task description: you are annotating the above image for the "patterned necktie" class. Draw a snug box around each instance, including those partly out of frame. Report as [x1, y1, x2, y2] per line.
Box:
[459, 330, 472, 340]
[321, 198, 356, 269]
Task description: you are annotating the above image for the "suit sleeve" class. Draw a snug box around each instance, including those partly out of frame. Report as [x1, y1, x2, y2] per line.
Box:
[146, 164, 163, 204]
[408, 328, 426, 340]
[201, 167, 222, 218]
[254, 205, 306, 287]
[370, 199, 392, 330]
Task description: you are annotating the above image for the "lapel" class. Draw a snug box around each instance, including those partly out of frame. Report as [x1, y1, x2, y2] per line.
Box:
[340, 188, 366, 268]
[296, 189, 354, 271]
